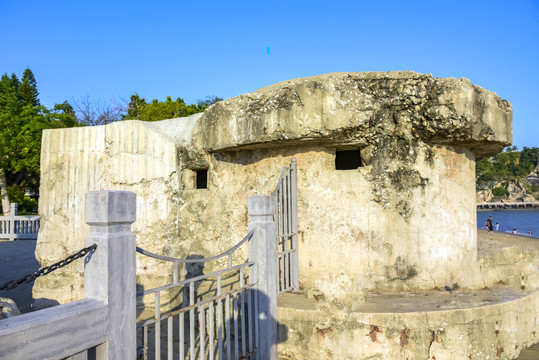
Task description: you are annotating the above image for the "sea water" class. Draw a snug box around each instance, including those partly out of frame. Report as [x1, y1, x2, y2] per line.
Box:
[477, 209, 539, 238]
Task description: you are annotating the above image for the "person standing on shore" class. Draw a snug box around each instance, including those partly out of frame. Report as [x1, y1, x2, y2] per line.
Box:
[486, 216, 494, 234]
[495, 222, 500, 231]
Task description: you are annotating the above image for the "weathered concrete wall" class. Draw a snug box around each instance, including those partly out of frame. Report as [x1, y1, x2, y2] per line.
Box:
[178, 142, 479, 304]
[34, 121, 182, 306]
[34, 71, 512, 308]
[183, 71, 511, 300]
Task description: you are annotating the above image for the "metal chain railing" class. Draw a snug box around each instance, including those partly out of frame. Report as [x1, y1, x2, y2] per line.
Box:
[0, 244, 97, 291]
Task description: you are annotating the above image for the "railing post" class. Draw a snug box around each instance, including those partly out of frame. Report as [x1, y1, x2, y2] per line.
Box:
[10, 202, 17, 216]
[84, 191, 137, 359]
[290, 158, 300, 291]
[8, 203, 17, 241]
[248, 195, 277, 360]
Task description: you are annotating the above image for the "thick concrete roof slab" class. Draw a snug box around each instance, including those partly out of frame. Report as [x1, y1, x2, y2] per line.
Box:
[194, 72, 512, 158]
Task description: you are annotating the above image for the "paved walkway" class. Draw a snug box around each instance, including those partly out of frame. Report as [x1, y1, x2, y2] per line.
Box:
[0, 240, 40, 313]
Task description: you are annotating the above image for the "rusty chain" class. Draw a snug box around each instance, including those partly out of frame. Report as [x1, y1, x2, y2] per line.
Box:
[0, 244, 97, 291]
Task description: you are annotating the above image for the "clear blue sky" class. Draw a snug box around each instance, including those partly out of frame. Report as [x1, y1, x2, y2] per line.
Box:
[1, 0, 537, 149]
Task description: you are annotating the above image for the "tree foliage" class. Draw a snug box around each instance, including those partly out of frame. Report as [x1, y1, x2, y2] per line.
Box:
[476, 146, 539, 189]
[70, 94, 223, 125]
[0, 68, 224, 213]
[123, 94, 222, 121]
[492, 187, 507, 197]
[0, 68, 78, 213]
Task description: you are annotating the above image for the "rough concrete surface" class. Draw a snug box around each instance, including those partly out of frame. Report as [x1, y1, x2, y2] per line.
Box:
[277, 230, 539, 359]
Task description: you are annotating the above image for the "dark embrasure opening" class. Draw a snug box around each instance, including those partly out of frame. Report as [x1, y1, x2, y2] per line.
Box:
[335, 150, 362, 170]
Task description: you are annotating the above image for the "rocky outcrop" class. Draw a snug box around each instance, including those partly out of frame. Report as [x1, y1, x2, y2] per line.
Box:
[476, 189, 493, 203]
[476, 166, 539, 203]
[0, 297, 21, 319]
[507, 181, 527, 201]
[526, 165, 539, 185]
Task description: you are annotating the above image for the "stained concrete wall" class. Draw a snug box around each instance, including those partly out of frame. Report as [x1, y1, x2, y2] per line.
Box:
[173, 142, 479, 305]
[34, 121, 181, 306]
[34, 72, 512, 308]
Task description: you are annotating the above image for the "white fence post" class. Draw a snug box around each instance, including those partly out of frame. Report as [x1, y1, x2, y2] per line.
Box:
[8, 203, 17, 241]
[0, 191, 135, 359]
[84, 191, 137, 359]
[10, 202, 17, 216]
[248, 195, 277, 360]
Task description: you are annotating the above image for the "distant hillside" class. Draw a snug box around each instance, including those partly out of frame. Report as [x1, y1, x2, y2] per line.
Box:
[476, 146, 539, 203]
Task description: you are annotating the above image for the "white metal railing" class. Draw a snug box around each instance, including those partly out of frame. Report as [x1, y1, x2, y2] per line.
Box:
[272, 158, 299, 294]
[136, 195, 279, 360]
[0, 203, 40, 241]
[136, 230, 259, 360]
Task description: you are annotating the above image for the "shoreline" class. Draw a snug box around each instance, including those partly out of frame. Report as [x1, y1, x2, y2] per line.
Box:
[476, 208, 539, 239]
[477, 228, 539, 245]
[477, 228, 539, 239]
[477, 201, 539, 210]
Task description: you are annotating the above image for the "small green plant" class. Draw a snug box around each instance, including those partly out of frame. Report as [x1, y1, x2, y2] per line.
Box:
[492, 187, 507, 197]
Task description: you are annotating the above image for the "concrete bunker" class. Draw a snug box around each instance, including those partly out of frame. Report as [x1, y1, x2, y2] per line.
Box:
[32, 72, 539, 359]
[34, 71, 513, 306]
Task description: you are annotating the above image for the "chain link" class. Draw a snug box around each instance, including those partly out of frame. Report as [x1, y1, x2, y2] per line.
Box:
[0, 244, 97, 292]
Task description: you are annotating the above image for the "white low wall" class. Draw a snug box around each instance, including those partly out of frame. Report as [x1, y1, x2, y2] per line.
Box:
[0, 203, 40, 241]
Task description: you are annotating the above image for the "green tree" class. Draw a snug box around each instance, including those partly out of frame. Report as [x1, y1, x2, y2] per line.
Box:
[0, 72, 23, 213]
[125, 93, 146, 120]
[0, 69, 78, 214]
[123, 94, 222, 121]
[19, 68, 40, 107]
[197, 95, 223, 110]
[476, 146, 539, 192]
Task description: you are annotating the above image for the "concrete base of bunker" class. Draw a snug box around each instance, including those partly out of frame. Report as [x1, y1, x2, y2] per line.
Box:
[276, 230, 539, 360]
[277, 288, 539, 360]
